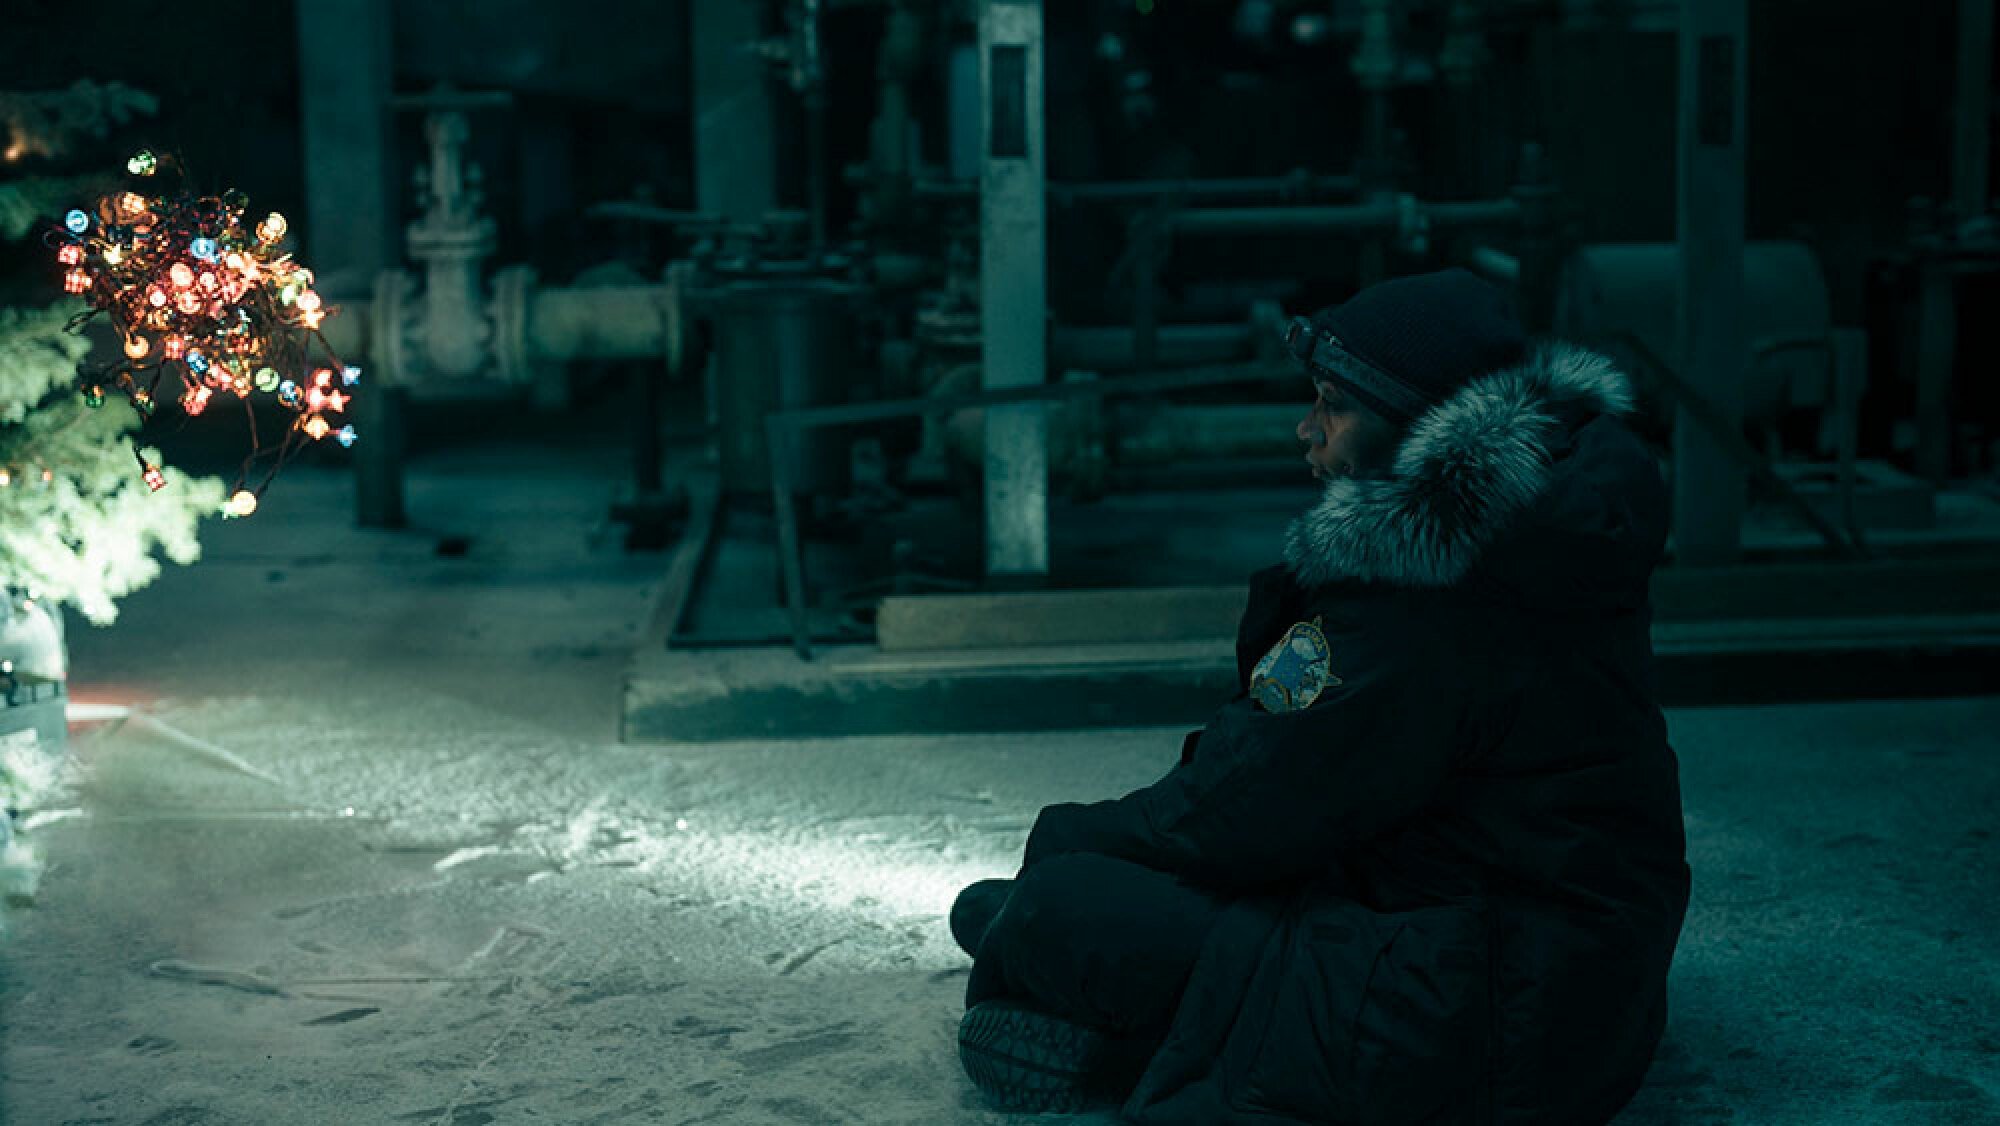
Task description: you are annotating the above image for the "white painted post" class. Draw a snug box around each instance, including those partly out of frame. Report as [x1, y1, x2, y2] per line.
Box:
[979, 0, 1049, 581]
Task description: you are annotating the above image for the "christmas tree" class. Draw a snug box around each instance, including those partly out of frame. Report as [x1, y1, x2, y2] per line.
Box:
[1, 81, 227, 927]
[1, 81, 226, 629]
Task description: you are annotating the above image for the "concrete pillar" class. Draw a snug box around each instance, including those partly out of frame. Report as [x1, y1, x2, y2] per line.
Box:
[692, 0, 778, 223]
[296, 0, 397, 298]
[979, 0, 1049, 580]
[1671, 0, 1748, 565]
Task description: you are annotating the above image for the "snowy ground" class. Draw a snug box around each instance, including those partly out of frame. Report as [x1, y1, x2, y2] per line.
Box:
[3, 437, 1997, 1125]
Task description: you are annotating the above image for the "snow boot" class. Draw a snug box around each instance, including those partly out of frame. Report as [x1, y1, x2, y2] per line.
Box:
[958, 999, 1131, 1114]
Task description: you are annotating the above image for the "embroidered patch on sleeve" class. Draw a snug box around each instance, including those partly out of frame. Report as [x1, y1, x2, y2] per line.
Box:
[1249, 616, 1341, 713]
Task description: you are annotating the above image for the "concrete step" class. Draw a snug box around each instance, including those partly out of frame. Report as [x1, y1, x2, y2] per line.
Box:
[873, 557, 2000, 651]
[623, 612, 2000, 743]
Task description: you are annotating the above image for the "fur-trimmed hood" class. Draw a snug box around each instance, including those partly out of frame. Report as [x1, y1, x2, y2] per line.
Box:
[1283, 341, 1653, 593]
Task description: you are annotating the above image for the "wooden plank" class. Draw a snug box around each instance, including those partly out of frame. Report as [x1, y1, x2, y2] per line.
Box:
[877, 586, 1247, 650]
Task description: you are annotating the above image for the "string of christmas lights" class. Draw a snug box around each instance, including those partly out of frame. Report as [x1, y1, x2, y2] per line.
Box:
[47, 149, 358, 517]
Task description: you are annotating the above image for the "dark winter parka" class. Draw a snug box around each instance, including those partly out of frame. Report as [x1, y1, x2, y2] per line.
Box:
[1020, 343, 1693, 1124]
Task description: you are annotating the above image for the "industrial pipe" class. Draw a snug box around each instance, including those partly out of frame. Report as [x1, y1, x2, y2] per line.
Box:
[909, 173, 1361, 204]
[1050, 323, 1256, 371]
[1107, 403, 1305, 465]
[525, 285, 673, 359]
[1466, 246, 1521, 285]
[943, 401, 1304, 476]
[1164, 198, 1521, 238]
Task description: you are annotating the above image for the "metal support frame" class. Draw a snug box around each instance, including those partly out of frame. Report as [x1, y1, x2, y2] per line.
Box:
[641, 466, 723, 653]
[1605, 331, 1862, 561]
[1130, 204, 1166, 372]
[1671, 0, 1750, 565]
[1830, 327, 1869, 546]
[1913, 258, 1960, 484]
[764, 360, 1297, 659]
[1954, 0, 1994, 227]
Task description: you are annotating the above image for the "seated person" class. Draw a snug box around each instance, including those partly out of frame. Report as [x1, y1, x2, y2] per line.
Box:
[951, 268, 1693, 1123]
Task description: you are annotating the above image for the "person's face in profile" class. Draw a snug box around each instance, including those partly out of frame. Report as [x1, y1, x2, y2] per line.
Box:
[1296, 379, 1399, 482]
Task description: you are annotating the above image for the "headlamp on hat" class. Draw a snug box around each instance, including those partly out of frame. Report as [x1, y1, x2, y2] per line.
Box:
[1279, 315, 1434, 424]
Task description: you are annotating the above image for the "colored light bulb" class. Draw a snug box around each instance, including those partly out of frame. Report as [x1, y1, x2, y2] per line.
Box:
[169, 262, 194, 289]
[190, 237, 218, 261]
[123, 336, 149, 360]
[256, 213, 286, 243]
[303, 415, 331, 440]
[342, 365, 362, 386]
[128, 150, 157, 176]
[224, 490, 259, 518]
[62, 268, 89, 294]
[143, 464, 168, 491]
[64, 209, 89, 234]
[254, 366, 280, 392]
[56, 243, 82, 265]
[336, 425, 358, 448]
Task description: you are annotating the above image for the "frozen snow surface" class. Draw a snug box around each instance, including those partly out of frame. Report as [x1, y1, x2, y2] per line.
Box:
[3, 442, 1997, 1124]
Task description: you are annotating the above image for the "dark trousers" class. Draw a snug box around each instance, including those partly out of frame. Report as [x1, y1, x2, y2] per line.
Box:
[964, 852, 1229, 1040]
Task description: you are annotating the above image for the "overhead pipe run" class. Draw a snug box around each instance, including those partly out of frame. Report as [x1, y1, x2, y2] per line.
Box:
[908, 171, 1362, 205]
[1050, 323, 1259, 371]
[1163, 197, 1521, 239]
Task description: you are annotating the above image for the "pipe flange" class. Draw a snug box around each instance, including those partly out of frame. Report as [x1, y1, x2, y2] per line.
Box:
[370, 269, 419, 387]
[490, 264, 537, 387]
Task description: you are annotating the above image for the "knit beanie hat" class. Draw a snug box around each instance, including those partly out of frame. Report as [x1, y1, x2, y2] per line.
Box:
[1285, 268, 1528, 425]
